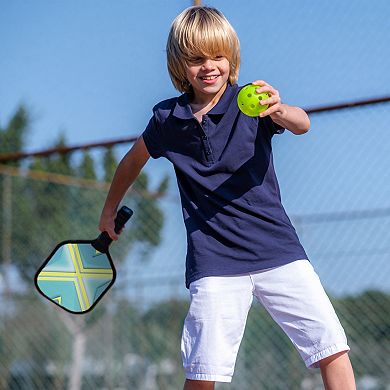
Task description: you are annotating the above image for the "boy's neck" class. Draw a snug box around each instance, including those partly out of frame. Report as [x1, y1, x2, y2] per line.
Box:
[189, 83, 227, 119]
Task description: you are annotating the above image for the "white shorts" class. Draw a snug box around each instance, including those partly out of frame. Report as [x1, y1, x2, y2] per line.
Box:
[181, 260, 350, 383]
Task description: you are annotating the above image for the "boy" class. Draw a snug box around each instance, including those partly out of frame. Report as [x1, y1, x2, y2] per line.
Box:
[99, 6, 356, 390]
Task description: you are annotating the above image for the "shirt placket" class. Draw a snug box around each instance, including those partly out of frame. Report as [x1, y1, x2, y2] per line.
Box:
[199, 116, 215, 164]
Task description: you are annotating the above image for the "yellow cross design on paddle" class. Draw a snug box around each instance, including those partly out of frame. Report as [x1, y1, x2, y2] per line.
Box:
[37, 244, 113, 311]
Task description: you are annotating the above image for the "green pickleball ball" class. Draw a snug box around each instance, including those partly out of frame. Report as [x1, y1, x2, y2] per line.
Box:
[237, 84, 269, 117]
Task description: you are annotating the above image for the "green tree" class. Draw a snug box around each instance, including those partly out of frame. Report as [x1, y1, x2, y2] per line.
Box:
[78, 150, 96, 180]
[334, 290, 390, 380]
[0, 104, 169, 390]
[109, 299, 188, 389]
[42, 134, 74, 176]
[1, 106, 168, 282]
[9, 134, 76, 280]
[130, 172, 165, 248]
[103, 147, 117, 182]
[0, 105, 29, 166]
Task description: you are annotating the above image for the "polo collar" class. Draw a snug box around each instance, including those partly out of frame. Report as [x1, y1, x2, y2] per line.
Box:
[172, 83, 239, 119]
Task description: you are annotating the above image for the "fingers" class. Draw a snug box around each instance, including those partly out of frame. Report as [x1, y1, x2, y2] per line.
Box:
[107, 228, 119, 241]
[251, 79, 267, 86]
[251, 80, 282, 117]
[99, 224, 119, 241]
[106, 223, 126, 241]
[259, 93, 283, 118]
[110, 227, 126, 241]
[252, 81, 279, 97]
[251, 80, 280, 100]
[260, 94, 281, 106]
[258, 105, 279, 118]
[99, 211, 120, 241]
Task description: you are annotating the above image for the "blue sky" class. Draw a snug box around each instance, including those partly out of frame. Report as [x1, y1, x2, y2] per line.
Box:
[1, 0, 389, 150]
[1, 0, 390, 296]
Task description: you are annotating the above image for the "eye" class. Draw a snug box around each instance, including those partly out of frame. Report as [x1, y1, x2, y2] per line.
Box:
[189, 57, 204, 64]
[214, 55, 225, 61]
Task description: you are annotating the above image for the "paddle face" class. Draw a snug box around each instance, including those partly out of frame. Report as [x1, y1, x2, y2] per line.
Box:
[35, 240, 115, 314]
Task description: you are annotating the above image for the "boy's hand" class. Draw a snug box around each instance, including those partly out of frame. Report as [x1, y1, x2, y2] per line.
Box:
[252, 79, 310, 134]
[252, 80, 286, 119]
[99, 209, 120, 241]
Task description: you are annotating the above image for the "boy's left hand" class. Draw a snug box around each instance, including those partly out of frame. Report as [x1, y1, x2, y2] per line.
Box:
[252, 80, 286, 119]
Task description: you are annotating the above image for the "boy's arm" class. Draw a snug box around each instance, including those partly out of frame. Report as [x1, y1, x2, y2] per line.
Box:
[252, 80, 310, 135]
[99, 136, 150, 240]
[269, 104, 310, 135]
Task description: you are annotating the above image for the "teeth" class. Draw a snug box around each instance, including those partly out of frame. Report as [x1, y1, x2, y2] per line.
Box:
[202, 76, 218, 80]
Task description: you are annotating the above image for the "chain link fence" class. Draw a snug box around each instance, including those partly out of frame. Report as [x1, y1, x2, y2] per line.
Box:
[0, 99, 389, 389]
[1, 0, 390, 387]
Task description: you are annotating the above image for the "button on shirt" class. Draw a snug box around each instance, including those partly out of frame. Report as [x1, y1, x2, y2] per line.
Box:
[142, 83, 307, 288]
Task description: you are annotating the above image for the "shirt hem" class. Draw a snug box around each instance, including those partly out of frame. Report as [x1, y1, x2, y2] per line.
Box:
[185, 255, 308, 288]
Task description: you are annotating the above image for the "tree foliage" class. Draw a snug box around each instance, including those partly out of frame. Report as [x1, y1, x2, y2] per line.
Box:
[0, 105, 169, 283]
[0, 104, 170, 388]
[0, 105, 29, 166]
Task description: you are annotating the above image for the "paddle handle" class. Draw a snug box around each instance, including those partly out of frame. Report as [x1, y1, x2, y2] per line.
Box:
[92, 206, 134, 253]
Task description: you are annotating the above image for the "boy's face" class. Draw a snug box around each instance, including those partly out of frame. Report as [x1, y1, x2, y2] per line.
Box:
[185, 55, 230, 100]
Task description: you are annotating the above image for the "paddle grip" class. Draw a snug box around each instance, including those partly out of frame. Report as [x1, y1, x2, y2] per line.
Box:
[92, 206, 134, 253]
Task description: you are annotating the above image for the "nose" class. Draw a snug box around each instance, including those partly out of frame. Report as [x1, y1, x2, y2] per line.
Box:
[201, 58, 215, 70]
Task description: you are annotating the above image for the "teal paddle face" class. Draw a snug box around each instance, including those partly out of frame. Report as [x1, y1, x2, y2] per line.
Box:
[35, 241, 115, 314]
[35, 205, 133, 314]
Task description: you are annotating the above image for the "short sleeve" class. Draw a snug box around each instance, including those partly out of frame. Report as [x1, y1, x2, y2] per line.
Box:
[262, 116, 285, 138]
[142, 114, 165, 159]
[272, 120, 285, 135]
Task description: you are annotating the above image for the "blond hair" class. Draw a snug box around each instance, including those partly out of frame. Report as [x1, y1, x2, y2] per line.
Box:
[166, 6, 240, 93]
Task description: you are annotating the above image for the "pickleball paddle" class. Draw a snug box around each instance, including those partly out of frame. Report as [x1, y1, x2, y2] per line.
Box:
[35, 206, 133, 314]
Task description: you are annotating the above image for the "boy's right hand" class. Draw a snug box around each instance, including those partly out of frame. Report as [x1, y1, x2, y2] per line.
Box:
[99, 209, 120, 241]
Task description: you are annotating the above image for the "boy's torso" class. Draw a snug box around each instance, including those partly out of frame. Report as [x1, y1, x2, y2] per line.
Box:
[142, 83, 307, 287]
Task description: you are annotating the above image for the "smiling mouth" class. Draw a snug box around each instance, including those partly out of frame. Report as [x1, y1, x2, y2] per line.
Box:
[200, 75, 219, 80]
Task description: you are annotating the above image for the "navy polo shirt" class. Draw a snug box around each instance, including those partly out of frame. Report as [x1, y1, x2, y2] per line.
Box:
[142, 83, 307, 288]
